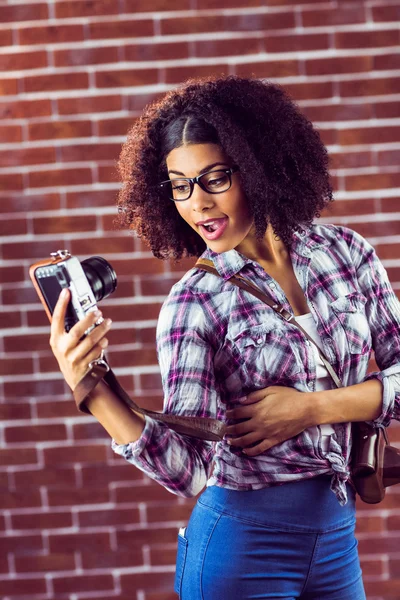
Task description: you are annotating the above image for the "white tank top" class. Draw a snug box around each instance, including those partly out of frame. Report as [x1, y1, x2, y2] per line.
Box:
[295, 312, 335, 453]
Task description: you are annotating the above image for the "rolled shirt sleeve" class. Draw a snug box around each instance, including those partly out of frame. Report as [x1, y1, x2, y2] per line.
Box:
[112, 281, 219, 497]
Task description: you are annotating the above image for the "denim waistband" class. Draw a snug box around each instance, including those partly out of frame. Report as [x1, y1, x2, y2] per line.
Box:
[198, 476, 356, 533]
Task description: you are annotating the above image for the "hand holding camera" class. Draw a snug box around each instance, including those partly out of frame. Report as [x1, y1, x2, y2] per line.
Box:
[30, 250, 117, 391]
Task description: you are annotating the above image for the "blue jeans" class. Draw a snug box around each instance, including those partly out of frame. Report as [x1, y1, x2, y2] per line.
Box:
[174, 476, 366, 599]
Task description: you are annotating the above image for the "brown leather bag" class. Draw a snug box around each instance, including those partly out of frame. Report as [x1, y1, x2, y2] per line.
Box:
[74, 257, 400, 503]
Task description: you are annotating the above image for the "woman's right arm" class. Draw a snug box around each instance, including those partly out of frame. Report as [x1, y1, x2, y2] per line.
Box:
[50, 288, 215, 497]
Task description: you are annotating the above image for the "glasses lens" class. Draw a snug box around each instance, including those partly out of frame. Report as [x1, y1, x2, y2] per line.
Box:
[168, 179, 192, 201]
[201, 170, 231, 193]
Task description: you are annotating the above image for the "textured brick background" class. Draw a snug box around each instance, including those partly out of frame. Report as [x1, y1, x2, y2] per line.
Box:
[0, 0, 400, 598]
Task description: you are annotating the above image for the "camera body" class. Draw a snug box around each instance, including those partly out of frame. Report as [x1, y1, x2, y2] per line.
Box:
[30, 250, 117, 331]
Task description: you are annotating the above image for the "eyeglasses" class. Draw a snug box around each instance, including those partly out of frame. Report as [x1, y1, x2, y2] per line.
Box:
[159, 166, 239, 202]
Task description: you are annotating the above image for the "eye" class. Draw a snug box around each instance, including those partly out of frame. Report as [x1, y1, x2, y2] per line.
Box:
[172, 181, 190, 193]
[206, 173, 229, 188]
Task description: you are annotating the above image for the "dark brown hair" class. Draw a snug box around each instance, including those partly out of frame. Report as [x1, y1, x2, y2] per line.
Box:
[116, 76, 333, 259]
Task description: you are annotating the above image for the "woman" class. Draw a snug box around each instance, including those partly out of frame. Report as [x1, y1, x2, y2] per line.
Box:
[50, 76, 400, 599]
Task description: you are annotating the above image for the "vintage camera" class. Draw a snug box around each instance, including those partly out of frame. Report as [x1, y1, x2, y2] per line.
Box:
[30, 250, 117, 331]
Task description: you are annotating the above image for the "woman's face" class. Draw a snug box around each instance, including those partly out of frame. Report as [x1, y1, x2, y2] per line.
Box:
[165, 143, 253, 254]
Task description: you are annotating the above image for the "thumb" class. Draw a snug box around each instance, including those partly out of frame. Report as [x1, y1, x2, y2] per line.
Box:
[243, 387, 271, 404]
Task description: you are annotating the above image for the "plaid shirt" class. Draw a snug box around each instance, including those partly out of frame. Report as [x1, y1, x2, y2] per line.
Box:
[113, 224, 400, 505]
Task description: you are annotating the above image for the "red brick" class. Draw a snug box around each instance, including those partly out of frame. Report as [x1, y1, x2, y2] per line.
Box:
[15, 552, 75, 573]
[28, 119, 92, 141]
[24, 72, 89, 93]
[303, 103, 372, 123]
[55, 46, 120, 67]
[364, 579, 400, 597]
[0, 265, 24, 284]
[57, 94, 122, 115]
[13, 466, 76, 489]
[0, 78, 18, 95]
[390, 559, 400, 577]
[265, 32, 329, 53]
[0, 29, 13, 46]
[0, 402, 31, 421]
[150, 544, 177, 566]
[127, 91, 164, 112]
[54, 573, 114, 594]
[374, 52, 400, 71]
[0, 489, 42, 510]
[0, 218, 27, 236]
[305, 56, 372, 76]
[141, 277, 178, 296]
[120, 571, 174, 593]
[345, 173, 400, 192]
[117, 527, 178, 551]
[81, 462, 143, 487]
[147, 502, 193, 523]
[115, 482, 174, 504]
[98, 164, 119, 182]
[339, 126, 400, 146]
[285, 81, 334, 101]
[355, 515, 385, 534]
[0, 147, 56, 168]
[302, 6, 365, 27]
[4, 378, 67, 398]
[341, 76, 400, 98]
[0, 50, 47, 71]
[162, 12, 295, 35]
[140, 372, 163, 391]
[0, 3, 48, 22]
[0, 356, 33, 376]
[49, 531, 111, 554]
[0, 172, 24, 191]
[197, 0, 258, 6]
[0, 98, 52, 119]
[360, 557, 385, 577]
[372, 5, 400, 22]
[166, 64, 229, 85]
[0, 124, 22, 143]
[98, 116, 137, 136]
[33, 214, 96, 234]
[335, 29, 399, 49]
[237, 58, 300, 78]
[36, 399, 78, 418]
[70, 235, 134, 255]
[329, 150, 371, 170]
[48, 486, 110, 507]
[96, 68, 158, 88]
[43, 444, 108, 466]
[0, 193, 60, 213]
[28, 168, 93, 188]
[388, 515, 400, 530]
[89, 19, 154, 39]
[2, 285, 44, 306]
[0, 578, 47, 596]
[81, 547, 143, 569]
[378, 149, 400, 167]
[0, 311, 21, 328]
[67, 189, 119, 208]
[5, 424, 67, 444]
[146, 593, 177, 600]
[125, 40, 190, 61]
[78, 506, 140, 527]
[374, 100, 400, 119]
[56, 0, 120, 18]
[347, 220, 400, 239]
[321, 199, 375, 219]
[72, 421, 109, 440]
[194, 36, 260, 58]
[12, 511, 73, 531]
[19, 23, 85, 45]
[27, 309, 52, 327]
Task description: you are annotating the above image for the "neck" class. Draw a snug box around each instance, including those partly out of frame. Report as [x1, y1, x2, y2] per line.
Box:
[235, 224, 289, 268]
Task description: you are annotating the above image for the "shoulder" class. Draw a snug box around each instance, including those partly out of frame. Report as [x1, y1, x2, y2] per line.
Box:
[309, 223, 375, 264]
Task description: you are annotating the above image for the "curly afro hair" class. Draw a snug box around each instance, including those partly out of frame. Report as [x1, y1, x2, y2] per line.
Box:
[116, 75, 333, 260]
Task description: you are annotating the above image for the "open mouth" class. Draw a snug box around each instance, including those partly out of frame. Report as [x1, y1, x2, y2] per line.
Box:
[198, 217, 229, 241]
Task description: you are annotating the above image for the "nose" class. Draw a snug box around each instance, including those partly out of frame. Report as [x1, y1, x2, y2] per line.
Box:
[190, 182, 215, 213]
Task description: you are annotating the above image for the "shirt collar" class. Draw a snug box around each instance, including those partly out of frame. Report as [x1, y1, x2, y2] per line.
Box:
[199, 225, 330, 279]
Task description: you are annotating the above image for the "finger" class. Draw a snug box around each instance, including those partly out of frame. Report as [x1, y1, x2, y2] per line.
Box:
[225, 419, 253, 437]
[243, 439, 276, 456]
[71, 318, 112, 358]
[245, 388, 272, 403]
[82, 340, 109, 367]
[226, 431, 261, 448]
[50, 288, 71, 339]
[226, 405, 256, 420]
[68, 309, 102, 345]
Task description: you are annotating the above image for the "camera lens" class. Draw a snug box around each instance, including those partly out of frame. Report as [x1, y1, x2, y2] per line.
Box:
[81, 256, 117, 302]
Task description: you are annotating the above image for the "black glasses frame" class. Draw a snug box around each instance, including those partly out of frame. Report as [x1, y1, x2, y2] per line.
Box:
[159, 166, 239, 202]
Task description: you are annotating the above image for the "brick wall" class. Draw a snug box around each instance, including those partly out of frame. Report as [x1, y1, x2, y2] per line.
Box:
[0, 0, 399, 598]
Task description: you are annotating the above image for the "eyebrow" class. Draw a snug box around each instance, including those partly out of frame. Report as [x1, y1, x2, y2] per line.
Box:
[168, 162, 229, 177]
